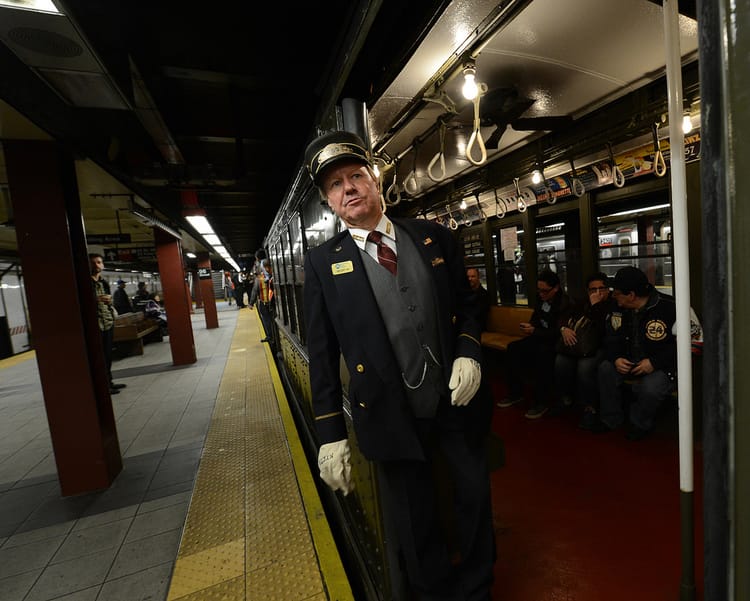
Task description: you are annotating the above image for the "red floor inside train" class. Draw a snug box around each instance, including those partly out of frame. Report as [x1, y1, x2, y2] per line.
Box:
[488, 381, 704, 601]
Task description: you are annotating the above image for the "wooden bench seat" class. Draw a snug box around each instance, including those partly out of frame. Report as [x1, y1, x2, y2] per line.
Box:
[113, 312, 162, 357]
[481, 305, 534, 352]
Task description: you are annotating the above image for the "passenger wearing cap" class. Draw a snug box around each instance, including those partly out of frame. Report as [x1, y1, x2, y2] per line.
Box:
[592, 266, 678, 440]
[302, 130, 495, 599]
[113, 279, 134, 315]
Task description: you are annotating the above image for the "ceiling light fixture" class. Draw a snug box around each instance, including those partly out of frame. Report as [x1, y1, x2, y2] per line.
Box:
[531, 169, 543, 185]
[681, 112, 693, 134]
[461, 62, 479, 100]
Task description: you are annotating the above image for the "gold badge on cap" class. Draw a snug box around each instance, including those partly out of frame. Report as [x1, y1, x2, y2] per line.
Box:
[317, 143, 352, 166]
[331, 260, 354, 275]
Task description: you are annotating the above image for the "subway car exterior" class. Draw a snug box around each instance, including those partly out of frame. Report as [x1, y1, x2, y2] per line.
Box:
[260, 1, 746, 600]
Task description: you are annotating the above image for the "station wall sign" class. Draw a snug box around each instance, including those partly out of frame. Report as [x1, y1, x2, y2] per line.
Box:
[87, 233, 131, 244]
[104, 246, 156, 262]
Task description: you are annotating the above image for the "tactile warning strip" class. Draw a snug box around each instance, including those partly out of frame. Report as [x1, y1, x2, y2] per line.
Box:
[166, 310, 352, 600]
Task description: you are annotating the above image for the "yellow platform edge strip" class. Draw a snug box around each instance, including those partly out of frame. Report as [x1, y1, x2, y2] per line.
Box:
[258, 312, 354, 601]
[0, 350, 35, 369]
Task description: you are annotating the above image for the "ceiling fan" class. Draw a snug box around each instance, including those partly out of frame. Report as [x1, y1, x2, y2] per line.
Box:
[474, 86, 574, 148]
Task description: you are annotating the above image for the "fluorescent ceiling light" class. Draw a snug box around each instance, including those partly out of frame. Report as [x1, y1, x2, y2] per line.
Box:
[203, 234, 220, 246]
[606, 203, 670, 218]
[185, 252, 196, 258]
[185, 215, 214, 235]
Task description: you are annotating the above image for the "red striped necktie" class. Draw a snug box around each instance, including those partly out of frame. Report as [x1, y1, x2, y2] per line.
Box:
[367, 230, 398, 276]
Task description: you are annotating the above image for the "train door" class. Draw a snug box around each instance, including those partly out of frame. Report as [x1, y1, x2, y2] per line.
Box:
[596, 198, 673, 295]
[0, 261, 30, 357]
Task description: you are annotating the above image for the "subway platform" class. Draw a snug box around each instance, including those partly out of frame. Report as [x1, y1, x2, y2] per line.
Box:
[0, 304, 351, 601]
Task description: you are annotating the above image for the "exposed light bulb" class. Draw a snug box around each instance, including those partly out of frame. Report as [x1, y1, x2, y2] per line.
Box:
[462, 66, 478, 100]
[373, 164, 380, 178]
[531, 169, 543, 185]
[460, 200, 467, 210]
[682, 114, 693, 134]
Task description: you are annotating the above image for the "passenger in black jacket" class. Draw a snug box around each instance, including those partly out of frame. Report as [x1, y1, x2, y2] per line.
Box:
[594, 266, 677, 440]
[497, 268, 573, 419]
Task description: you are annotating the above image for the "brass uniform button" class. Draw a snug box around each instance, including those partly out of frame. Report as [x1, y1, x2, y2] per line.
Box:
[356, 364, 365, 373]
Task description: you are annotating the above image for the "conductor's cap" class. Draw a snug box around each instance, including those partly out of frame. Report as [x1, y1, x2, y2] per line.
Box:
[304, 131, 371, 185]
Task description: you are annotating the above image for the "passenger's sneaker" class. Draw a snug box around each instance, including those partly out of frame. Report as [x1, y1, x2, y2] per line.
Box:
[578, 408, 598, 431]
[497, 396, 523, 408]
[524, 404, 548, 419]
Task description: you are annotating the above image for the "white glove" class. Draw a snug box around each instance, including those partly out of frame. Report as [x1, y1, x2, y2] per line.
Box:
[448, 357, 481, 406]
[317, 439, 353, 495]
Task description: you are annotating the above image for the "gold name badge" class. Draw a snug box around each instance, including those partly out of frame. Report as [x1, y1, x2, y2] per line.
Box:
[332, 260, 354, 275]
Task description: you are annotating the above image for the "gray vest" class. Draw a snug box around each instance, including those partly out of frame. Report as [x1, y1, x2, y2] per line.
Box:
[361, 226, 446, 418]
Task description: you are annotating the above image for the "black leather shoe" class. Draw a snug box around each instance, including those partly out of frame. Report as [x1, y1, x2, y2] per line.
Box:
[110, 383, 126, 390]
[109, 388, 120, 395]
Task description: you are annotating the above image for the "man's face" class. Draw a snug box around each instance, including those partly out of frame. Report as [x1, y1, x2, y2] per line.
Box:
[321, 161, 382, 229]
[466, 269, 480, 290]
[90, 256, 104, 275]
[612, 289, 636, 308]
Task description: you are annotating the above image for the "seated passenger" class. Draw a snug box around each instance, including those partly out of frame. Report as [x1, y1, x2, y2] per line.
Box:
[592, 266, 677, 441]
[113, 279, 134, 315]
[466, 267, 491, 329]
[551, 272, 616, 427]
[497, 269, 573, 419]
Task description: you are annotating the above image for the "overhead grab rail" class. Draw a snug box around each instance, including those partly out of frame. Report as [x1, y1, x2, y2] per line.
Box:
[445, 203, 459, 230]
[513, 177, 527, 213]
[475, 191, 488, 223]
[385, 158, 402, 206]
[466, 93, 487, 166]
[651, 123, 667, 177]
[402, 140, 420, 196]
[494, 188, 506, 219]
[607, 142, 625, 188]
[568, 157, 585, 197]
[427, 120, 448, 182]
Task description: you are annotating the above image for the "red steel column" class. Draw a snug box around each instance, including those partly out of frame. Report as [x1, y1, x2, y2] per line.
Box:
[197, 252, 218, 328]
[154, 228, 196, 365]
[5, 141, 122, 495]
[192, 268, 204, 309]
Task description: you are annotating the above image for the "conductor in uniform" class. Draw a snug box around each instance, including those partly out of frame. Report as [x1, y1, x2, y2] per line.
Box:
[302, 130, 495, 600]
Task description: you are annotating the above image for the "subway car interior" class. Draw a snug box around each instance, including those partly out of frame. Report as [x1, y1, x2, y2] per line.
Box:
[0, 0, 747, 600]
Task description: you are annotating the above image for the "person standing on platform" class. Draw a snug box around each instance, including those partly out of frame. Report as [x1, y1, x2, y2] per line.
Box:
[249, 258, 276, 347]
[224, 271, 235, 305]
[89, 253, 126, 395]
[302, 130, 495, 601]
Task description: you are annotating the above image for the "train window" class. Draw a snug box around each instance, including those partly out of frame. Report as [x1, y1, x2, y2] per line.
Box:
[492, 224, 526, 305]
[302, 195, 338, 250]
[597, 202, 673, 295]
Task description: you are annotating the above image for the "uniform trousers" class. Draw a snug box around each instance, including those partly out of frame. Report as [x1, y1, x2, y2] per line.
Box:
[377, 415, 494, 601]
